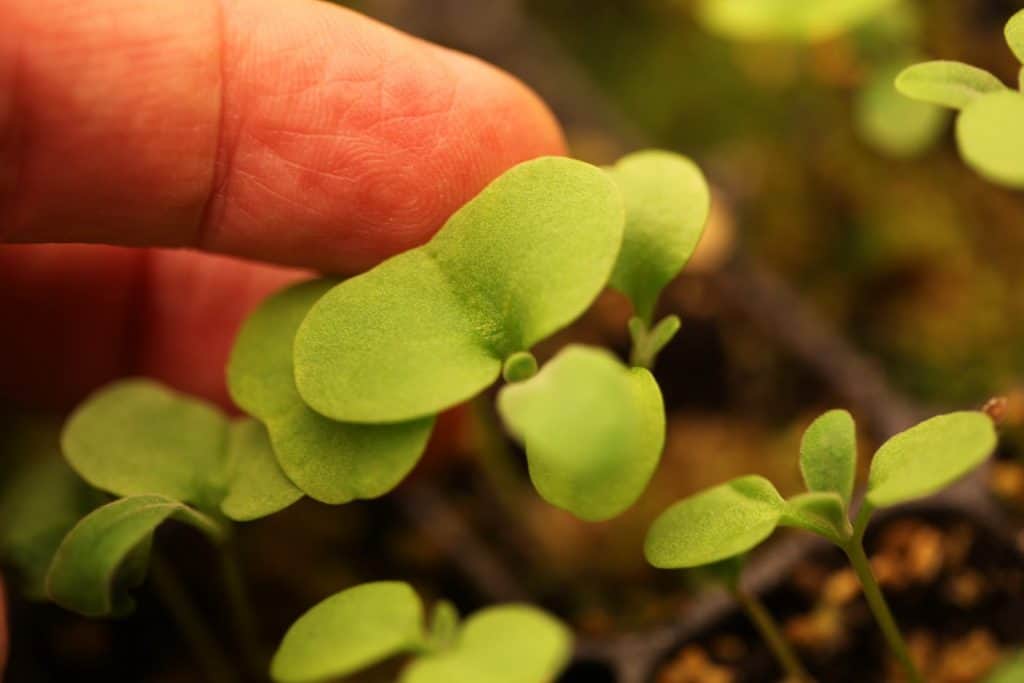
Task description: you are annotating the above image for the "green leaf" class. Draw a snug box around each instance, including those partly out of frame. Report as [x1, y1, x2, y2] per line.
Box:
[220, 420, 303, 521]
[0, 458, 103, 599]
[696, 0, 897, 42]
[956, 90, 1024, 188]
[46, 496, 225, 617]
[63, 379, 302, 520]
[607, 151, 710, 323]
[987, 651, 1024, 683]
[401, 606, 571, 683]
[781, 492, 849, 543]
[270, 581, 425, 683]
[427, 600, 460, 651]
[866, 412, 997, 508]
[894, 61, 1006, 110]
[498, 346, 665, 521]
[644, 476, 785, 569]
[856, 64, 947, 158]
[799, 409, 856, 506]
[1006, 10, 1024, 64]
[228, 279, 435, 504]
[294, 157, 625, 423]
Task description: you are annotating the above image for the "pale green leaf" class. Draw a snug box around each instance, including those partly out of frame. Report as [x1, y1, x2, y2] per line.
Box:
[294, 157, 624, 423]
[799, 409, 856, 506]
[895, 61, 1006, 110]
[781, 492, 849, 543]
[498, 346, 665, 521]
[46, 496, 224, 617]
[607, 150, 710, 323]
[228, 279, 435, 504]
[866, 412, 997, 508]
[987, 651, 1024, 683]
[956, 90, 1024, 188]
[696, 0, 897, 42]
[270, 581, 425, 683]
[857, 64, 947, 157]
[401, 606, 571, 683]
[1006, 10, 1024, 64]
[644, 476, 785, 568]
[220, 420, 302, 521]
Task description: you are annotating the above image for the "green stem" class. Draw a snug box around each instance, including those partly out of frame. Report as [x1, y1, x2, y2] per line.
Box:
[732, 587, 811, 682]
[628, 315, 680, 369]
[843, 541, 922, 683]
[219, 542, 267, 679]
[150, 556, 238, 683]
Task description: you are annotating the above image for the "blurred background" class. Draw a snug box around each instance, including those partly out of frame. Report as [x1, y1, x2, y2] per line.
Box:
[4, 0, 1024, 681]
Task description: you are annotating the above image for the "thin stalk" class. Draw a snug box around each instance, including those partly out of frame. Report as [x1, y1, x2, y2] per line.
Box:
[219, 542, 267, 679]
[843, 541, 923, 683]
[732, 587, 811, 682]
[150, 555, 238, 683]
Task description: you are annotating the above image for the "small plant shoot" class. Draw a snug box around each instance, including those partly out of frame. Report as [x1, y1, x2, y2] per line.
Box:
[896, 9, 1024, 188]
[271, 581, 570, 683]
[645, 409, 997, 683]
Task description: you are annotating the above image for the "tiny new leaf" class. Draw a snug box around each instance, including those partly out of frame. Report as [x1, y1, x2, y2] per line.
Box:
[228, 279, 435, 504]
[607, 150, 710, 323]
[46, 496, 225, 617]
[782, 492, 849, 543]
[894, 61, 1006, 110]
[497, 346, 665, 521]
[799, 409, 856, 506]
[866, 411, 997, 508]
[294, 157, 624, 423]
[644, 475, 785, 569]
[401, 606, 571, 683]
[63, 380, 302, 521]
[956, 90, 1024, 189]
[271, 582, 425, 683]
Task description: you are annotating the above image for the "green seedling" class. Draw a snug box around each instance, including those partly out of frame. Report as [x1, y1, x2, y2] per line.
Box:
[645, 409, 997, 683]
[695, 0, 897, 43]
[270, 581, 571, 683]
[896, 10, 1024, 188]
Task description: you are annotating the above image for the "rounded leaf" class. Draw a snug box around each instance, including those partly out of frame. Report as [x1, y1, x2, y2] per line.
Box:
[498, 346, 665, 521]
[696, 0, 896, 42]
[294, 157, 625, 423]
[894, 61, 1006, 110]
[229, 280, 435, 503]
[1007, 9, 1024, 64]
[858, 65, 948, 157]
[866, 412, 997, 508]
[221, 420, 303, 521]
[799, 409, 856, 506]
[401, 606, 571, 683]
[607, 150, 710, 322]
[271, 581, 425, 683]
[645, 475, 785, 569]
[46, 496, 224, 617]
[956, 90, 1024, 188]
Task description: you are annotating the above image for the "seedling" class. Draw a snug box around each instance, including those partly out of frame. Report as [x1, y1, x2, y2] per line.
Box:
[695, 0, 897, 43]
[645, 409, 997, 683]
[270, 581, 570, 683]
[896, 9, 1024, 188]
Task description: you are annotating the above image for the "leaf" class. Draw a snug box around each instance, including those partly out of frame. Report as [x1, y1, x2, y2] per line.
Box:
[696, 0, 897, 43]
[644, 476, 785, 569]
[62, 380, 227, 511]
[0, 458, 103, 599]
[856, 64, 948, 158]
[956, 90, 1024, 188]
[427, 600, 460, 651]
[781, 492, 849, 543]
[1007, 10, 1024, 64]
[607, 151, 710, 323]
[799, 409, 856, 506]
[987, 651, 1024, 683]
[497, 346, 665, 521]
[220, 420, 303, 521]
[866, 412, 997, 508]
[401, 606, 571, 683]
[63, 380, 303, 520]
[46, 496, 225, 617]
[294, 157, 625, 423]
[270, 581, 425, 683]
[894, 61, 1006, 110]
[228, 279, 435, 504]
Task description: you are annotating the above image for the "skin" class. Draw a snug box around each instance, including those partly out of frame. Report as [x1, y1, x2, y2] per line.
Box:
[0, 0, 564, 667]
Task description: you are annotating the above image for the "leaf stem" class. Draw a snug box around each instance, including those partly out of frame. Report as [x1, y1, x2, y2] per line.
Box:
[842, 540, 922, 683]
[732, 586, 811, 682]
[628, 315, 680, 368]
[219, 541, 268, 679]
[150, 555, 238, 683]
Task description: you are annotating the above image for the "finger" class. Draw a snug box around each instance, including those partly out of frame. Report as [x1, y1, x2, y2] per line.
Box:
[0, 244, 307, 410]
[1, 0, 565, 273]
